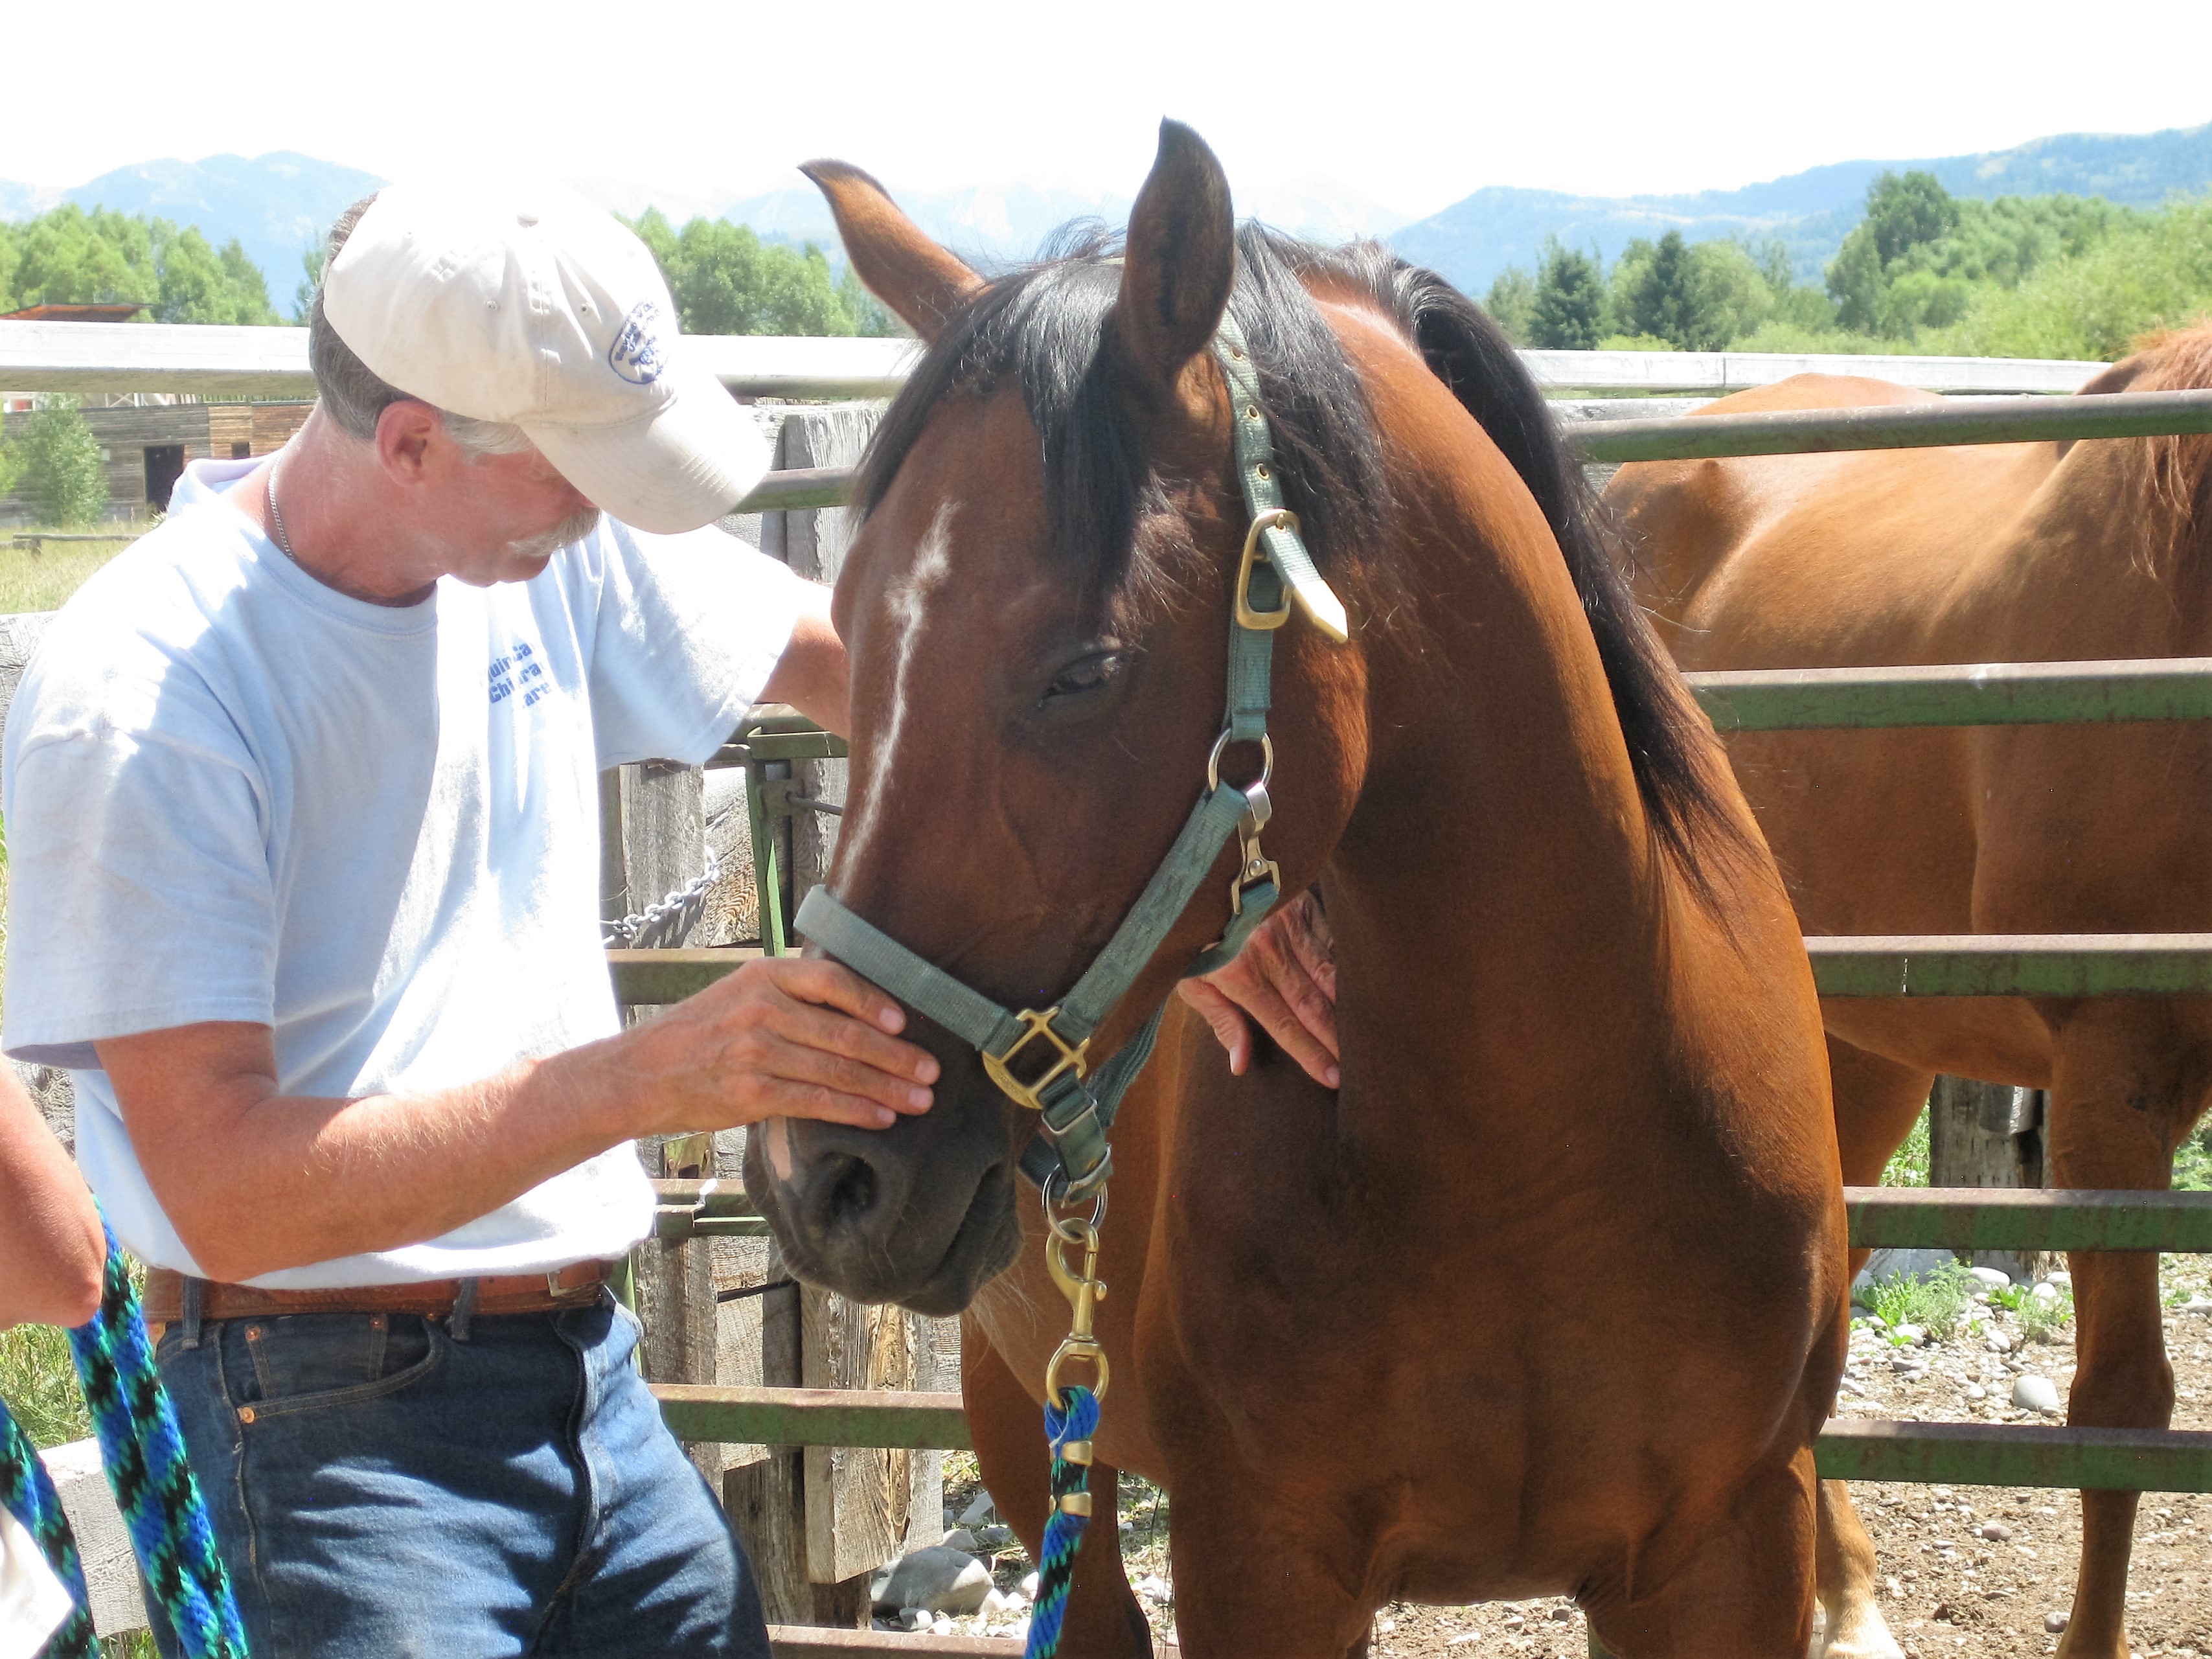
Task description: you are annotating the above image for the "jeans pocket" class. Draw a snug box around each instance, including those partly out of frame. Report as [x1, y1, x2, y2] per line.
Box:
[231, 1313, 447, 1422]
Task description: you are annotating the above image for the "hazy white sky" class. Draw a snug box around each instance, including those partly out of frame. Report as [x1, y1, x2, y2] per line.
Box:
[6, 0, 2208, 214]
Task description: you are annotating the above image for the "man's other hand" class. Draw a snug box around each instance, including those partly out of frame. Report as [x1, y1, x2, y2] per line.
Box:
[623, 956, 938, 1132]
[1176, 890, 1339, 1088]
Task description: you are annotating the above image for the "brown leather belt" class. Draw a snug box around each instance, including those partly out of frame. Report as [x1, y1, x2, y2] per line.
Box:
[143, 1259, 615, 1325]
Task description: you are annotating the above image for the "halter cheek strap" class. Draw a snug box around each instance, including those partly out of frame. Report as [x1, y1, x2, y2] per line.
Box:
[794, 315, 1346, 1196]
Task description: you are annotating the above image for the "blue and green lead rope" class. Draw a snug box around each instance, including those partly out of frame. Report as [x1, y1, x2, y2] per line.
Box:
[0, 1394, 95, 1657]
[1021, 1385, 1100, 1659]
[0, 1217, 249, 1659]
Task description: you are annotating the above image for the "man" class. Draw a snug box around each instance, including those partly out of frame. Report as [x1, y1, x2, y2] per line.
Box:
[1, 185, 1335, 1656]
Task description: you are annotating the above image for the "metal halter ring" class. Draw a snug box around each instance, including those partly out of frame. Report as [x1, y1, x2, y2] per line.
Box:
[1043, 1174, 1109, 1243]
[1206, 729, 1274, 795]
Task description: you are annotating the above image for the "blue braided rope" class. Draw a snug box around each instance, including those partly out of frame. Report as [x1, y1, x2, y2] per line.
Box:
[68, 1220, 251, 1659]
[0, 1395, 95, 1657]
[1022, 1385, 1100, 1659]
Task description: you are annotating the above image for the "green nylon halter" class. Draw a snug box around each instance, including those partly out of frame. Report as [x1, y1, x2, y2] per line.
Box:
[795, 315, 1346, 1196]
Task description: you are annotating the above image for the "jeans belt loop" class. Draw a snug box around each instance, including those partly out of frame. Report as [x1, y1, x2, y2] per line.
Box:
[450, 1276, 481, 1342]
[181, 1276, 205, 1349]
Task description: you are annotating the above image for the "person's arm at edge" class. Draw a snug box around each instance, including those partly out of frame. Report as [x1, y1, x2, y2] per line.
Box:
[96, 951, 937, 1286]
[0, 1065, 106, 1328]
[758, 586, 849, 737]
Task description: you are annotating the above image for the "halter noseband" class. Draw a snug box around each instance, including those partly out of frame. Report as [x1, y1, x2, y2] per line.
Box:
[795, 316, 1348, 1198]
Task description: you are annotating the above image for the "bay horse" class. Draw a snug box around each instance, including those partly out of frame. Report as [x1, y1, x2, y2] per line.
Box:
[1603, 332, 2212, 1659]
[744, 122, 1847, 1658]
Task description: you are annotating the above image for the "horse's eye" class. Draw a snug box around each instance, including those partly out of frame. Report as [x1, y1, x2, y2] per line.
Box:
[1043, 652, 1126, 702]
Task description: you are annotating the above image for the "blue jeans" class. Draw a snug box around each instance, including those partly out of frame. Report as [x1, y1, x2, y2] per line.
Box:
[149, 1293, 769, 1658]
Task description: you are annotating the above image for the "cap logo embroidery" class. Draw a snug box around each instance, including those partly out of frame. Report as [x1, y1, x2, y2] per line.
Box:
[608, 300, 668, 385]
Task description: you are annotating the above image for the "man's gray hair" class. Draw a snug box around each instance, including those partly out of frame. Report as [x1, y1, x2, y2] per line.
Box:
[308, 195, 532, 457]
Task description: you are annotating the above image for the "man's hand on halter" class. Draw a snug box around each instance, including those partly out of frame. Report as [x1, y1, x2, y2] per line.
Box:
[1178, 889, 1340, 1088]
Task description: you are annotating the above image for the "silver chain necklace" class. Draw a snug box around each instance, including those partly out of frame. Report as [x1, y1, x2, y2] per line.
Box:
[265, 459, 296, 562]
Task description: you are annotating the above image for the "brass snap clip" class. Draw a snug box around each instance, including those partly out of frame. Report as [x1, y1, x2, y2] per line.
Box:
[1043, 1185, 1110, 1407]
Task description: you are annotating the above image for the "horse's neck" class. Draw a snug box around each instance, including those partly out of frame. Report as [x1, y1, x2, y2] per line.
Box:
[1318, 433, 1692, 1165]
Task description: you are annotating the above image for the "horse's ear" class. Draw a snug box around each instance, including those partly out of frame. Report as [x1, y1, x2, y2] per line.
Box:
[799, 160, 983, 343]
[1108, 120, 1236, 401]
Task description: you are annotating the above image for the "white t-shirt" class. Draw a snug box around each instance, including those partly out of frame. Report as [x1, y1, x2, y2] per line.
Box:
[1, 454, 811, 1287]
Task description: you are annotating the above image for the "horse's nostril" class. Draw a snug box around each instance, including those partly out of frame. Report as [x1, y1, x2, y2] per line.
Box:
[825, 1154, 880, 1229]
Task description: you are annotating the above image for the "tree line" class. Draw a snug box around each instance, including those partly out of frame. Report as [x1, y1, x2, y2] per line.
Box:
[0, 199, 900, 341]
[1483, 173, 2212, 362]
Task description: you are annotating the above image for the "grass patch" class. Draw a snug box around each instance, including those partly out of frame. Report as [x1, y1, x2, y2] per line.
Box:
[0, 530, 134, 613]
[1864, 1257, 1977, 1337]
[1881, 1105, 1931, 1186]
[0, 1320, 91, 1448]
[1992, 1281, 2075, 1340]
[2174, 1125, 2212, 1193]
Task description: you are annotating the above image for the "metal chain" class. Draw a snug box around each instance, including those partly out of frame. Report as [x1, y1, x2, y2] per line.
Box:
[602, 847, 721, 949]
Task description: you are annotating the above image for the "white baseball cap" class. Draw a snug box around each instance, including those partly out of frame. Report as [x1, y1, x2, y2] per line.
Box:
[321, 183, 770, 534]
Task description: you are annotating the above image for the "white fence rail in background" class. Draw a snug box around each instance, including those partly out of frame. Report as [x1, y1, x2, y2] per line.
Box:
[0, 319, 2106, 402]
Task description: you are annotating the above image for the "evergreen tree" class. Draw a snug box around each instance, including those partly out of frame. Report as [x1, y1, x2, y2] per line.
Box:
[1529, 238, 1609, 350]
[1482, 266, 1536, 345]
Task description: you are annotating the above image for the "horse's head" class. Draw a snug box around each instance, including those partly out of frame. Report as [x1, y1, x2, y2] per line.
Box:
[743, 123, 1376, 1312]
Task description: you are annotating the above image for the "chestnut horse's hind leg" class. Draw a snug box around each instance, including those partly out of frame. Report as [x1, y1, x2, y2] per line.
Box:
[1812, 1036, 1933, 1659]
[961, 1320, 1152, 1657]
[2045, 1005, 2209, 1659]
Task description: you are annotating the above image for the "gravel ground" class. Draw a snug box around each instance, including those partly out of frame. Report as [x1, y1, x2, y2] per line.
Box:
[932, 1257, 2212, 1657]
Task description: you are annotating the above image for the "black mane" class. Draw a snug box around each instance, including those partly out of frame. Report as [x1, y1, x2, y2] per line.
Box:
[856, 223, 1745, 891]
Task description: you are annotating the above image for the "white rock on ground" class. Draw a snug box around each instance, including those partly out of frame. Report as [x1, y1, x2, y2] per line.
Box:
[957, 1490, 998, 1526]
[2012, 1373, 2063, 1414]
[1968, 1266, 2012, 1289]
[870, 1546, 993, 1614]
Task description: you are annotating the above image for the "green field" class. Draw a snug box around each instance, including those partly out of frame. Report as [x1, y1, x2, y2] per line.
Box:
[0, 532, 133, 614]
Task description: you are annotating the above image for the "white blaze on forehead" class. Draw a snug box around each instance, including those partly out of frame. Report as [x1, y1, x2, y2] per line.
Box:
[838, 503, 955, 874]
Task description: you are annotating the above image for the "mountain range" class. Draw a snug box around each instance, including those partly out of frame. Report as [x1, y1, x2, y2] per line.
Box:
[5, 120, 2208, 313]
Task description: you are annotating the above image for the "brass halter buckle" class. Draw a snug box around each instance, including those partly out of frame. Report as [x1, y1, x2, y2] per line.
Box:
[1233, 509, 1300, 632]
[981, 1007, 1091, 1114]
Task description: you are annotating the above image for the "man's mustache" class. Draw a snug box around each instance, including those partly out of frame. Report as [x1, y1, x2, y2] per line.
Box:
[508, 507, 605, 561]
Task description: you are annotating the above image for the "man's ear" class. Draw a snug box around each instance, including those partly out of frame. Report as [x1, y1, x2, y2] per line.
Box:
[374, 400, 443, 486]
[801, 161, 983, 343]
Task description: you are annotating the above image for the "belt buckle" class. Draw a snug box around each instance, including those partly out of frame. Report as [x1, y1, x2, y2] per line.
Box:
[547, 1265, 595, 1301]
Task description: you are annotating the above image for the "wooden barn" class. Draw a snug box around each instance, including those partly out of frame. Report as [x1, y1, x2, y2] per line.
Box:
[0, 398, 313, 524]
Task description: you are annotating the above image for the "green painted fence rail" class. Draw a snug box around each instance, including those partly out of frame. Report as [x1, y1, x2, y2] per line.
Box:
[1806, 933, 2212, 998]
[1575, 387, 2212, 463]
[1815, 1420, 2212, 1493]
[1848, 1187, 2212, 1252]
[651, 1180, 2212, 1253]
[654, 1176, 769, 1240]
[652, 1384, 974, 1450]
[611, 935, 2212, 1006]
[768, 1627, 1020, 1658]
[705, 393, 2212, 523]
[648, 1386, 2212, 1494]
[1687, 658, 2212, 731]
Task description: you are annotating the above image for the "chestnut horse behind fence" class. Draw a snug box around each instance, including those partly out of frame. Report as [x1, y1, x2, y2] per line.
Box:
[745, 122, 1847, 1658]
[1604, 334, 2212, 1659]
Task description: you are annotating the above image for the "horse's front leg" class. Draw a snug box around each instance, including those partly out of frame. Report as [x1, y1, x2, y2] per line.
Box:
[1164, 1477, 1376, 1659]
